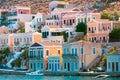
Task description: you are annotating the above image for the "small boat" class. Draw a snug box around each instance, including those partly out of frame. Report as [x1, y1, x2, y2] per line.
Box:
[26, 70, 43, 76]
[93, 74, 110, 78]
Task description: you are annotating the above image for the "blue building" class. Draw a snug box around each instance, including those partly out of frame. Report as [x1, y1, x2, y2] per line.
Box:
[62, 44, 79, 72]
[48, 56, 61, 71]
[28, 43, 44, 72]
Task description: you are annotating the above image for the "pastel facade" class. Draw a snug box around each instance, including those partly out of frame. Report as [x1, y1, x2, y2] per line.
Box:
[48, 56, 61, 71]
[62, 40, 102, 71]
[46, 8, 81, 27]
[28, 43, 44, 72]
[28, 42, 62, 71]
[107, 54, 120, 72]
[41, 25, 75, 40]
[25, 22, 36, 33]
[49, 1, 69, 12]
[0, 34, 9, 50]
[40, 42, 62, 70]
[62, 43, 79, 72]
[87, 19, 113, 43]
[62, 12, 100, 28]
[62, 12, 77, 28]
[30, 13, 45, 31]
[7, 6, 33, 29]
[0, 9, 9, 25]
[76, 12, 92, 24]
[0, 27, 14, 34]
[0, 32, 42, 51]
[42, 36, 64, 44]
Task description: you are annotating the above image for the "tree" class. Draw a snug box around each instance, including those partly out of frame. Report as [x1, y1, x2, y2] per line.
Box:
[17, 21, 25, 29]
[75, 22, 87, 35]
[11, 58, 21, 68]
[37, 29, 41, 33]
[101, 10, 110, 19]
[20, 27, 25, 33]
[101, 10, 120, 20]
[62, 31, 67, 42]
[109, 27, 120, 42]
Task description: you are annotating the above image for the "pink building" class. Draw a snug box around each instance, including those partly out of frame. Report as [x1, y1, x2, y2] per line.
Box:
[46, 8, 81, 27]
[87, 19, 113, 43]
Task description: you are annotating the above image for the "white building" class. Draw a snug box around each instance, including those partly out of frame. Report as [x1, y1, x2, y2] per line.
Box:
[7, 6, 33, 29]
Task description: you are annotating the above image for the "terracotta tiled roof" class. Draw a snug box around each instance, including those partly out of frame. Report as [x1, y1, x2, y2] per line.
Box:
[31, 42, 42, 47]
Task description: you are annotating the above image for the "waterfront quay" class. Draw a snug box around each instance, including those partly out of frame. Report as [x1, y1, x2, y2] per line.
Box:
[0, 69, 120, 77]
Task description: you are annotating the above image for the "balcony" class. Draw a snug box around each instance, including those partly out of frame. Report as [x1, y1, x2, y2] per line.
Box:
[88, 30, 95, 33]
[62, 54, 78, 57]
[46, 18, 60, 20]
[7, 12, 17, 17]
[28, 56, 43, 59]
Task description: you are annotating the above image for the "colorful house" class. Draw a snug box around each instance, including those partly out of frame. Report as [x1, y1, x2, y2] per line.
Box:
[62, 43, 79, 72]
[107, 50, 120, 72]
[48, 56, 61, 71]
[0, 32, 42, 51]
[87, 19, 113, 43]
[29, 12, 45, 31]
[49, 1, 69, 12]
[28, 42, 44, 72]
[28, 42, 62, 71]
[46, 8, 81, 27]
[62, 40, 102, 71]
[7, 6, 33, 29]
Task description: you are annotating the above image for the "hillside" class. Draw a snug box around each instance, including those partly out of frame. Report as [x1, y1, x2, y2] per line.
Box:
[0, 0, 97, 14]
[0, 0, 119, 14]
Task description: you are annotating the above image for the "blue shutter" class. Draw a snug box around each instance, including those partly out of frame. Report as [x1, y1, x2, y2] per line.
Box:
[72, 48, 74, 55]
[75, 48, 77, 56]
[64, 48, 66, 54]
[81, 48, 83, 54]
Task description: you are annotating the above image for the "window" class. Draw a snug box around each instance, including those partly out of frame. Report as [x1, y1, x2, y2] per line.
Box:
[112, 62, 114, 72]
[37, 63, 40, 68]
[75, 48, 77, 56]
[64, 48, 67, 54]
[116, 62, 118, 72]
[41, 63, 43, 69]
[81, 48, 84, 54]
[93, 48, 96, 54]
[30, 63, 32, 69]
[75, 63, 78, 69]
[46, 50, 49, 56]
[58, 50, 60, 55]
[72, 48, 74, 55]
[73, 19, 75, 23]
[64, 20, 66, 24]
[49, 63, 51, 69]
[64, 63, 66, 69]
[108, 62, 110, 69]
[58, 64, 60, 69]
[102, 49, 105, 55]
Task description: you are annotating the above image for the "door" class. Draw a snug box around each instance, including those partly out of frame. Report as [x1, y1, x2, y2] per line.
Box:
[55, 63, 57, 71]
[68, 63, 70, 71]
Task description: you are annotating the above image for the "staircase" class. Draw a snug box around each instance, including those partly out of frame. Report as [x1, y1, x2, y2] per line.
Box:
[6, 50, 24, 68]
[87, 55, 102, 69]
